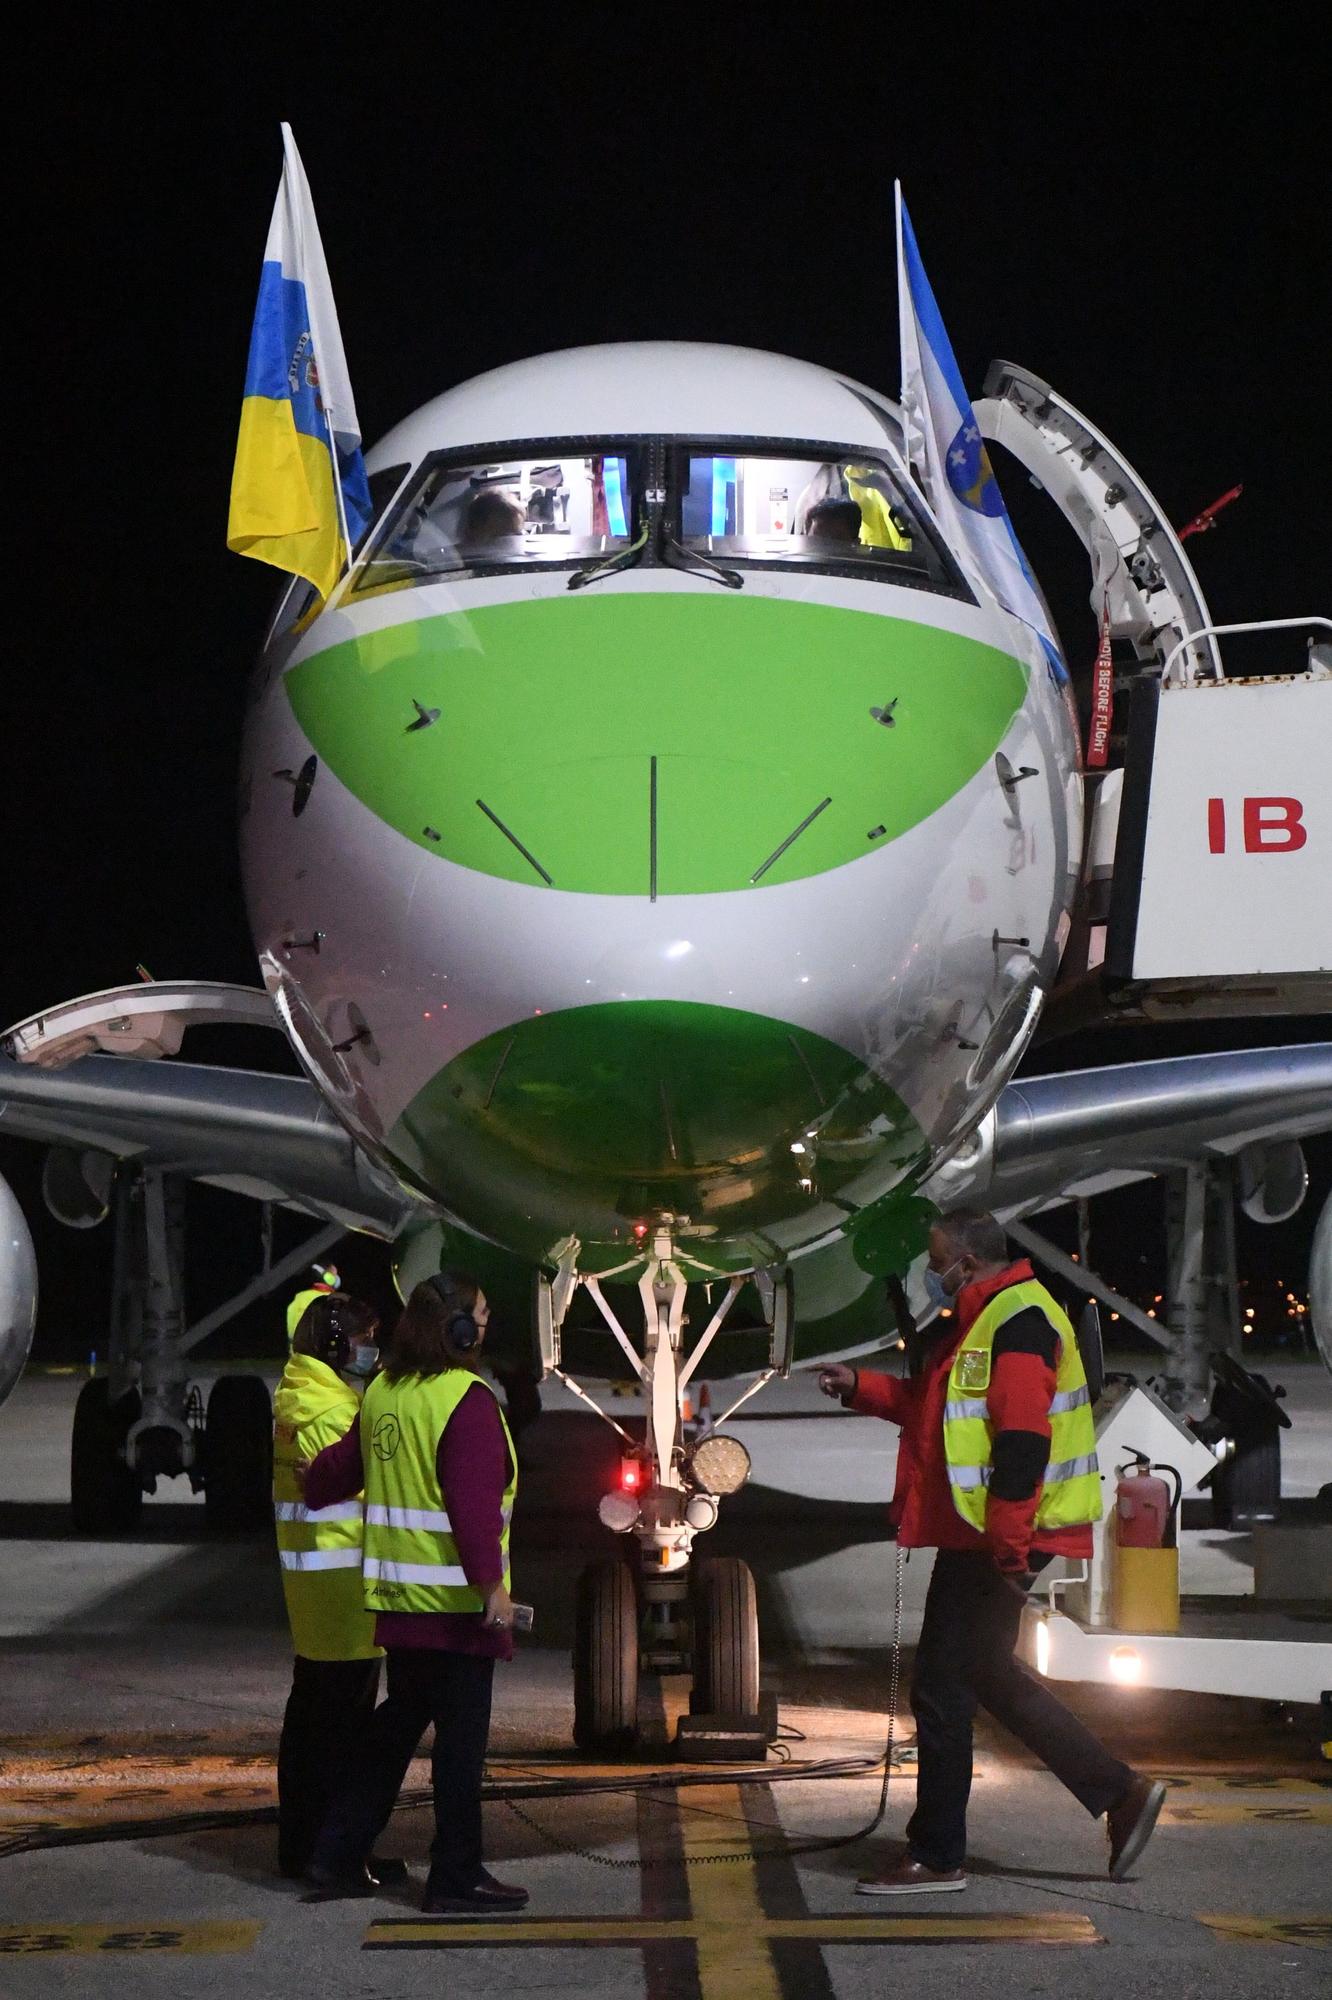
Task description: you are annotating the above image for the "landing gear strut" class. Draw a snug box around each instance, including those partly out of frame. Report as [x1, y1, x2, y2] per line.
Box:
[546, 1234, 790, 1754]
[62, 1165, 338, 1532]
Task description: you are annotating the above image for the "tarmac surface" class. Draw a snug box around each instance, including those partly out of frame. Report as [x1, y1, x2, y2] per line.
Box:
[1, 1355, 1329, 1996]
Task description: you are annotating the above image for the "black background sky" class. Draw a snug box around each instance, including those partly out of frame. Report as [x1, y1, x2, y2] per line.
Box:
[5, 13, 1329, 1362]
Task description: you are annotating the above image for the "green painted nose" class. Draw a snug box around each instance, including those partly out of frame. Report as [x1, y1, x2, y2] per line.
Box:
[286, 590, 1027, 895]
[478, 751, 834, 895]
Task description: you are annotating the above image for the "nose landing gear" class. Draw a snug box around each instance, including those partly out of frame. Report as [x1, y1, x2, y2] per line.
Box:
[544, 1237, 790, 1755]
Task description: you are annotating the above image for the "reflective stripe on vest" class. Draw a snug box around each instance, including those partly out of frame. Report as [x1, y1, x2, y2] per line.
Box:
[363, 1556, 470, 1587]
[279, 1547, 364, 1572]
[360, 1368, 518, 1616]
[942, 1279, 1101, 1534]
[273, 1499, 363, 1524]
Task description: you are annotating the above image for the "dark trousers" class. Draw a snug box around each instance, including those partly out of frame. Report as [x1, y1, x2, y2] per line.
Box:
[906, 1550, 1131, 1871]
[277, 1654, 381, 1876]
[312, 1647, 495, 1894]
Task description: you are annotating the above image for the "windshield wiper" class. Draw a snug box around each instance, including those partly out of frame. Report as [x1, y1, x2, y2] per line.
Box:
[567, 521, 651, 591]
[660, 534, 744, 590]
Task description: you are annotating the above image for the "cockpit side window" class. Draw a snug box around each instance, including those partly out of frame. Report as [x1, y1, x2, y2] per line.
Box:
[672, 444, 960, 592]
[351, 442, 637, 596]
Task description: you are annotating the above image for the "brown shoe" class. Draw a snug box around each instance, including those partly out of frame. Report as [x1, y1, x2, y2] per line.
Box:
[1106, 1774, 1167, 1881]
[856, 1854, 967, 1895]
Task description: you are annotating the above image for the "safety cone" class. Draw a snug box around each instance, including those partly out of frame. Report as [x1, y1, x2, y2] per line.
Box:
[696, 1382, 714, 1436]
[681, 1391, 694, 1429]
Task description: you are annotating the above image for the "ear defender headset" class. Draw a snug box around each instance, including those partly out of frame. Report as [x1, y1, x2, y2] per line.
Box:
[311, 1294, 377, 1373]
[427, 1271, 481, 1352]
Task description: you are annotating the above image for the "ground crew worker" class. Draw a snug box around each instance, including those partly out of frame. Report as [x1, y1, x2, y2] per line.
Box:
[272, 1291, 404, 1887]
[285, 1263, 341, 1352]
[300, 1272, 528, 1914]
[819, 1207, 1166, 1893]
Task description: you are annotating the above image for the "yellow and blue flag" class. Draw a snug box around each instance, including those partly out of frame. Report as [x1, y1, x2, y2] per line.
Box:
[227, 125, 371, 603]
[896, 185, 1066, 683]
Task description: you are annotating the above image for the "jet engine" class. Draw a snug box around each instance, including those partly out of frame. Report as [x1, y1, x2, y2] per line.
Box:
[0, 1170, 38, 1408]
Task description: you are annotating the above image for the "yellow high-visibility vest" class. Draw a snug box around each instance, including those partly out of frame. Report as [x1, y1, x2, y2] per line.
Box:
[272, 1353, 382, 1661]
[942, 1279, 1101, 1533]
[360, 1368, 517, 1616]
[845, 465, 914, 551]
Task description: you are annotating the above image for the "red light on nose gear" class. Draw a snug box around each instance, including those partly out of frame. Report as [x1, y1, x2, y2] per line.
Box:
[633, 1222, 649, 1240]
[620, 1458, 641, 1492]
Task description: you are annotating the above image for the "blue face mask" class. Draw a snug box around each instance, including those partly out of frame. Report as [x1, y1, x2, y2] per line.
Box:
[344, 1344, 379, 1379]
[923, 1259, 962, 1309]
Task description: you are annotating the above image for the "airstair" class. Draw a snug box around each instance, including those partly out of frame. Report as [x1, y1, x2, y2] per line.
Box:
[975, 362, 1331, 1037]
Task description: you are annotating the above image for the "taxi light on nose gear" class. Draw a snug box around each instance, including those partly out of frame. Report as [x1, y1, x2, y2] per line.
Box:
[690, 1433, 753, 1496]
[598, 1490, 640, 1534]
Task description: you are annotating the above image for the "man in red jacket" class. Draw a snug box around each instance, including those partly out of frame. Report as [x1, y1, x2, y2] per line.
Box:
[819, 1208, 1165, 1894]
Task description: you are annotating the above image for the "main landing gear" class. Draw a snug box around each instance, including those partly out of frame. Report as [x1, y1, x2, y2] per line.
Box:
[65, 1165, 340, 1533]
[536, 1234, 790, 1754]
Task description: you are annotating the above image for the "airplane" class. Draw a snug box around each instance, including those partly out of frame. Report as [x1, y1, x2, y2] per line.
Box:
[2, 335, 1329, 1750]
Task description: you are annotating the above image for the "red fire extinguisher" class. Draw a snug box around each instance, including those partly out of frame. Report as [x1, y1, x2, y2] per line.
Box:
[1115, 1451, 1182, 1548]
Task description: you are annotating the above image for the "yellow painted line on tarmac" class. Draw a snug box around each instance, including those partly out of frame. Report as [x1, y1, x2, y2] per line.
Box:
[1153, 1774, 1329, 1794]
[363, 1912, 1101, 1949]
[681, 1784, 783, 1999]
[1197, 1914, 1331, 1948]
[1163, 1803, 1332, 1824]
[0, 1922, 260, 1956]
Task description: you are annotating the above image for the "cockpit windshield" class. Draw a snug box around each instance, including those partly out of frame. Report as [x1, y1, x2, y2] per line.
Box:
[352, 447, 636, 591]
[674, 448, 948, 584]
[350, 436, 961, 600]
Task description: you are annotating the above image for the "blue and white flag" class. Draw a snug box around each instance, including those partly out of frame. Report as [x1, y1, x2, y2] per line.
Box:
[896, 186, 1066, 681]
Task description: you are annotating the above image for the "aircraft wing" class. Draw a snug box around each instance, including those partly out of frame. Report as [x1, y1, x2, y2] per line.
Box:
[2, 988, 1328, 1374]
[2, 1002, 1327, 1248]
[0, 1049, 419, 1235]
[927, 1042, 1332, 1215]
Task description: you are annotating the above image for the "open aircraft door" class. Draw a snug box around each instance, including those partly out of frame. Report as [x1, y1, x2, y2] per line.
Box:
[976, 361, 1332, 1032]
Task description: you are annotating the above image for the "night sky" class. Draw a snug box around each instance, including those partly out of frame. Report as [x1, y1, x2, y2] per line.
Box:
[6, 16, 1328, 1363]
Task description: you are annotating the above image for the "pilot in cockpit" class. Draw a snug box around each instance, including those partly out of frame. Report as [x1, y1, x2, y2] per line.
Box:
[462, 488, 526, 547]
[805, 497, 865, 548]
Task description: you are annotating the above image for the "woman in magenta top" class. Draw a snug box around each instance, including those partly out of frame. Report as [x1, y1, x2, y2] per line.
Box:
[301, 1274, 529, 1914]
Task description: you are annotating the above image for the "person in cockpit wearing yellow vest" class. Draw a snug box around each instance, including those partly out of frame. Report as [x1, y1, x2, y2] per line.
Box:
[284, 1264, 341, 1352]
[299, 1272, 528, 1914]
[819, 1208, 1166, 1895]
[272, 1290, 404, 1885]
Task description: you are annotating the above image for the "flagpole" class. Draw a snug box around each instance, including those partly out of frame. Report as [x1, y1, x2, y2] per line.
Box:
[893, 182, 921, 492]
[321, 397, 356, 594]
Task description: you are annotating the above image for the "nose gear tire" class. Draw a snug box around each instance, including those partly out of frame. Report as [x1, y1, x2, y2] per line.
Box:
[689, 1556, 760, 1718]
[573, 1558, 640, 1752]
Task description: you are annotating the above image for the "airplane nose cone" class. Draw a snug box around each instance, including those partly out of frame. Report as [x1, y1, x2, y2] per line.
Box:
[390, 998, 928, 1266]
